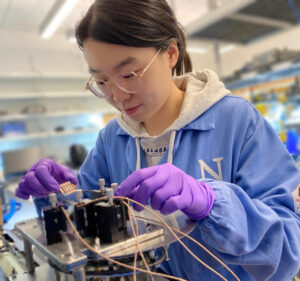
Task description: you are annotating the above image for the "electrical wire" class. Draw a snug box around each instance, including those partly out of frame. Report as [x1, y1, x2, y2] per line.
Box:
[128, 200, 141, 281]
[117, 198, 227, 281]
[123, 199, 155, 281]
[115, 196, 240, 281]
[135, 215, 240, 281]
[61, 195, 240, 281]
[61, 206, 187, 281]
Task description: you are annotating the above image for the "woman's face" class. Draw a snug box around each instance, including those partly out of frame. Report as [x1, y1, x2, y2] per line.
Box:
[83, 39, 176, 123]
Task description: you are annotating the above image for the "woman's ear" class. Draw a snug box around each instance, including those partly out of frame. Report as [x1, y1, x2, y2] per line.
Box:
[167, 40, 179, 69]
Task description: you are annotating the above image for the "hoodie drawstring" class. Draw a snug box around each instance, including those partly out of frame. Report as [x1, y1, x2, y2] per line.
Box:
[135, 138, 141, 170]
[135, 130, 177, 171]
[167, 130, 176, 164]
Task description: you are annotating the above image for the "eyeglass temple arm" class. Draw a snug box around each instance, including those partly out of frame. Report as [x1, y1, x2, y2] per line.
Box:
[139, 48, 161, 78]
[86, 76, 93, 89]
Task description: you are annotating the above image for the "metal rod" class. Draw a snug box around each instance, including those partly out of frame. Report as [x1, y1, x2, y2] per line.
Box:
[23, 239, 35, 273]
[55, 270, 61, 281]
[72, 267, 86, 281]
[76, 195, 107, 208]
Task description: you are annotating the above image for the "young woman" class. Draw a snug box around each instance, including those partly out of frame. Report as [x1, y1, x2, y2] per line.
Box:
[16, 0, 300, 280]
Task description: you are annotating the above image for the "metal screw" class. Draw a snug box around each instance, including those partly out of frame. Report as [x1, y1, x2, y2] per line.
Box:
[98, 178, 105, 192]
[111, 183, 118, 191]
[49, 193, 57, 208]
[106, 188, 114, 205]
[75, 190, 83, 203]
[149, 250, 155, 258]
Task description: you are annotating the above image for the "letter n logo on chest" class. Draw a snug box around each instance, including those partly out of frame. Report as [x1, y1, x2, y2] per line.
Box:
[198, 157, 223, 181]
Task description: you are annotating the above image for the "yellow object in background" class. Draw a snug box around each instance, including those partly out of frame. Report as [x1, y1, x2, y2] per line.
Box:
[0, 171, 4, 182]
[277, 93, 288, 104]
[255, 103, 268, 116]
[279, 131, 287, 143]
[102, 113, 117, 125]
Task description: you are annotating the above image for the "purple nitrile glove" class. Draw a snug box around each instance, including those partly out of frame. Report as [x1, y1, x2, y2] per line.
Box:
[114, 163, 216, 220]
[15, 158, 78, 200]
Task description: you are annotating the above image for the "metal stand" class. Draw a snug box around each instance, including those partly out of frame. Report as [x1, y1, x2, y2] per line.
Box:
[16, 210, 195, 280]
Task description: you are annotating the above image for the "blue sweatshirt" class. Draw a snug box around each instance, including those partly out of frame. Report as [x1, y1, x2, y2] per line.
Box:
[78, 70, 300, 281]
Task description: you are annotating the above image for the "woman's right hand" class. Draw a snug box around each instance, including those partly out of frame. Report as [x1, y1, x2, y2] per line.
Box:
[15, 159, 78, 200]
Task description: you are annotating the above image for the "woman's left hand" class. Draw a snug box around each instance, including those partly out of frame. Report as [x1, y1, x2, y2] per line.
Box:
[114, 163, 216, 220]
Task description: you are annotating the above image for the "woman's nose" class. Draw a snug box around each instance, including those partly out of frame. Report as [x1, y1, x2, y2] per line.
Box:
[111, 85, 131, 103]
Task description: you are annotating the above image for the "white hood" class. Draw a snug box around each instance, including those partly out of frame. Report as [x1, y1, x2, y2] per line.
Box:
[117, 69, 230, 138]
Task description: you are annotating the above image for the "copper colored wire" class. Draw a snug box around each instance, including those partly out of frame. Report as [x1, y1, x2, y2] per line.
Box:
[114, 196, 239, 281]
[61, 194, 240, 281]
[123, 200, 155, 281]
[61, 206, 187, 281]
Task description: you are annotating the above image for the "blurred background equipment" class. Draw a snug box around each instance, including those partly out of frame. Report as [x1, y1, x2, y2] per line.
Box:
[0, 147, 43, 231]
[69, 144, 87, 169]
[187, 0, 300, 44]
[1, 122, 26, 138]
[3, 147, 43, 178]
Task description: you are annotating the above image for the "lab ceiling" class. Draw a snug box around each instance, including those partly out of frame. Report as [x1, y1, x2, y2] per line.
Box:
[188, 0, 300, 44]
[0, 0, 206, 36]
[0, 0, 299, 52]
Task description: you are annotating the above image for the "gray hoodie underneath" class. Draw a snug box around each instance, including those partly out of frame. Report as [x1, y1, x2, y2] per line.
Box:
[116, 69, 230, 168]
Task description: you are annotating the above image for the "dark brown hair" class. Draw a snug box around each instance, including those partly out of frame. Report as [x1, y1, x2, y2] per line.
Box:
[75, 0, 192, 76]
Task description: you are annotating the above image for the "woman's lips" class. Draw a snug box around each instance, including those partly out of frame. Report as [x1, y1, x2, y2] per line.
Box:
[124, 105, 141, 115]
